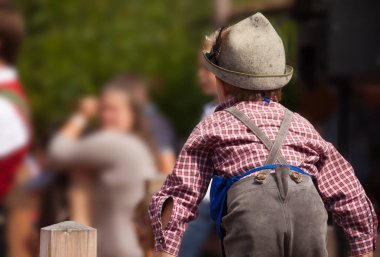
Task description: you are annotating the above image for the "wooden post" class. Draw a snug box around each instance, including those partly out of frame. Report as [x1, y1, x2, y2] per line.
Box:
[40, 221, 97, 257]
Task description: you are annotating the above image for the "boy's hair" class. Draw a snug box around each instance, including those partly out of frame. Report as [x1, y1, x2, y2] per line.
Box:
[223, 82, 282, 102]
[0, 3, 25, 65]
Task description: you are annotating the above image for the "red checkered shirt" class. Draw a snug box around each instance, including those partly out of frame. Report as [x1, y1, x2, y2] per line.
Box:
[149, 99, 377, 256]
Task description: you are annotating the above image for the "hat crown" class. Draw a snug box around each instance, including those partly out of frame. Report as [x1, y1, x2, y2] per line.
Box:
[218, 13, 286, 76]
[203, 13, 293, 90]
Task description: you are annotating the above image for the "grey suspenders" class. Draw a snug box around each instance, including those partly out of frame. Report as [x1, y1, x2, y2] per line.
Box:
[225, 106, 293, 165]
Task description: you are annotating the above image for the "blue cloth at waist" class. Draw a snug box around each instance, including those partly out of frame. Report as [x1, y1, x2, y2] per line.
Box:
[210, 164, 311, 239]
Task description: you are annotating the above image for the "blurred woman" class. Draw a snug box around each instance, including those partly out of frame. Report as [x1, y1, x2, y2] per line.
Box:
[48, 75, 157, 257]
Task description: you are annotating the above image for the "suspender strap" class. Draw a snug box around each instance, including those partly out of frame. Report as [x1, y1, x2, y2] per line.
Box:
[225, 107, 293, 165]
[264, 109, 293, 165]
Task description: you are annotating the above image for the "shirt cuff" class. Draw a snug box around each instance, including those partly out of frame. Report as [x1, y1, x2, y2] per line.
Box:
[154, 230, 182, 256]
[348, 235, 376, 256]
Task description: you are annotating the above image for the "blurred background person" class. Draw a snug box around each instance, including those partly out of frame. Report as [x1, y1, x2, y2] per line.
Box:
[179, 38, 219, 257]
[121, 74, 177, 174]
[48, 74, 158, 257]
[0, 2, 32, 257]
[134, 194, 155, 257]
[197, 37, 219, 120]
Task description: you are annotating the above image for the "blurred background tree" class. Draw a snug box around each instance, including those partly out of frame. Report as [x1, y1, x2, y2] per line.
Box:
[15, 0, 297, 139]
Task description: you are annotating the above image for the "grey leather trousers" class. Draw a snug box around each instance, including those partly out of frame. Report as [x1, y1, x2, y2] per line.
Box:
[222, 166, 328, 257]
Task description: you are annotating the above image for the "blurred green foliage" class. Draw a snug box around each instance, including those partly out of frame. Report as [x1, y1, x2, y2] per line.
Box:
[16, 0, 213, 138]
[16, 0, 298, 139]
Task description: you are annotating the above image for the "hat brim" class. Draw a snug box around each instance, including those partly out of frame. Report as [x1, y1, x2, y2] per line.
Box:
[203, 52, 293, 90]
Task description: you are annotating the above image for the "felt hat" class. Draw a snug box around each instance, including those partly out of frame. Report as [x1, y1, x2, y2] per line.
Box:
[203, 13, 293, 90]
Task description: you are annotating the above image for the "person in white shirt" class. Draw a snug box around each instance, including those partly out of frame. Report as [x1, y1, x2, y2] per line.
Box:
[0, 4, 30, 256]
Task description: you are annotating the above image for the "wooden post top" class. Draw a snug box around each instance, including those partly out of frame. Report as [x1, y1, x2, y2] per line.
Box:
[42, 221, 96, 232]
[40, 221, 97, 257]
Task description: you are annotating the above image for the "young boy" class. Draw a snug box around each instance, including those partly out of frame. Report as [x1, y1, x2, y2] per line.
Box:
[149, 13, 377, 257]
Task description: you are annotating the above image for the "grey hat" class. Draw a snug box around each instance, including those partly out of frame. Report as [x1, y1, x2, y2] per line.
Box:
[203, 13, 293, 90]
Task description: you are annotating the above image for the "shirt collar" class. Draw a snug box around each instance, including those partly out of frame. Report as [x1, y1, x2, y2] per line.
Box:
[215, 98, 278, 112]
[215, 98, 237, 112]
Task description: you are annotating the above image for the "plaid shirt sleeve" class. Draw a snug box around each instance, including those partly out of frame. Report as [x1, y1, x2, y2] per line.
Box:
[316, 142, 378, 256]
[148, 127, 214, 256]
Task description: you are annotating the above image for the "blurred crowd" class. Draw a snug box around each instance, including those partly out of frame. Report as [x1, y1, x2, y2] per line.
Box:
[1, 1, 380, 257]
[0, 2, 218, 257]
[0, 3, 177, 257]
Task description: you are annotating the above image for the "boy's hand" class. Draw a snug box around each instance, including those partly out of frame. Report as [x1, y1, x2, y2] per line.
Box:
[78, 96, 98, 119]
[153, 251, 176, 257]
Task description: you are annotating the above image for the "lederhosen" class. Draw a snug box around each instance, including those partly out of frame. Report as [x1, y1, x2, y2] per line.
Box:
[210, 106, 328, 257]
